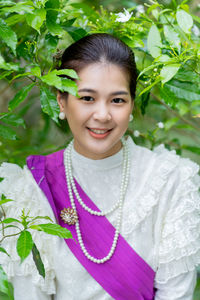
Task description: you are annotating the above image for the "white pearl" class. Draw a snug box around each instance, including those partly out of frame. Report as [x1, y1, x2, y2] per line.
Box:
[63, 137, 130, 264]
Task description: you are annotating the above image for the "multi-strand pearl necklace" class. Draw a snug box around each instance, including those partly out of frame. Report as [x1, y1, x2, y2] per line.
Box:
[63, 138, 130, 264]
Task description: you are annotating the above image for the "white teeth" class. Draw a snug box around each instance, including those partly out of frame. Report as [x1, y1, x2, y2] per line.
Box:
[89, 129, 109, 134]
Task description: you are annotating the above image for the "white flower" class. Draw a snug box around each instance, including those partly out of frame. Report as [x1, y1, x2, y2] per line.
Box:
[157, 122, 164, 129]
[136, 5, 145, 14]
[192, 25, 200, 37]
[115, 8, 133, 23]
[133, 130, 140, 137]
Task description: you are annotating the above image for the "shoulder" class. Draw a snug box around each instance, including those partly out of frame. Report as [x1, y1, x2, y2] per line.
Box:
[128, 137, 199, 185]
[125, 137, 200, 231]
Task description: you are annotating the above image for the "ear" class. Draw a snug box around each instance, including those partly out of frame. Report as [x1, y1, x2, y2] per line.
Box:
[57, 92, 65, 111]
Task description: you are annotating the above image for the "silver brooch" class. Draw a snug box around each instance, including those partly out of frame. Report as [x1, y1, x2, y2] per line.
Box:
[60, 207, 78, 225]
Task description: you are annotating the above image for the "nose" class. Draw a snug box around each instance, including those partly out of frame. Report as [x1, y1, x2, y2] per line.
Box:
[93, 102, 111, 122]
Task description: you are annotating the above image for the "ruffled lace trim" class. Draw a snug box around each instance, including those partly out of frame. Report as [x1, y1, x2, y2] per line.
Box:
[0, 162, 57, 295]
[123, 144, 181, 235]
[154, 149, 200, 283]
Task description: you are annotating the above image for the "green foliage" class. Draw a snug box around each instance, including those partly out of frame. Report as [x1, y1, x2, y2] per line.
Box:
[17, 230, 34, 262]
[0, 266, 14, 300]
[32, 243, 45, 278]
[0, 0, 198, 163]
[0, 195, 73, 293]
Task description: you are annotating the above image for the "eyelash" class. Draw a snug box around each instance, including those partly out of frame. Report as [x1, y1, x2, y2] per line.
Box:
[80, 96, 94, 102]
[80, 97, 126, 103]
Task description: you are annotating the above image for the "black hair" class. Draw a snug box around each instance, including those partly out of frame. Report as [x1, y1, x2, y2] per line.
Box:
[59, 33, 137, 99]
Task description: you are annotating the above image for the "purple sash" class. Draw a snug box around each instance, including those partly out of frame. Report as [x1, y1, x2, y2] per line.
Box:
[27, 150, 155, 300]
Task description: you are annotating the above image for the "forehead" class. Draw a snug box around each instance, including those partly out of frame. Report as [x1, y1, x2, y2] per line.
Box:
[77, 63, 130, 92]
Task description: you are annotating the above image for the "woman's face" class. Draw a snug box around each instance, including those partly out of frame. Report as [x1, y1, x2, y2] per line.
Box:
[57, 63, 133, 160]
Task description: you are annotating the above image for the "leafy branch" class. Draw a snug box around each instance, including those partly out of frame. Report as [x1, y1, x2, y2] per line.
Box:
[0, 193, 72, 297]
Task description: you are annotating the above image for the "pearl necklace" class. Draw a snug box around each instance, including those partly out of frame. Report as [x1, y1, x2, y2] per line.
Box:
[63, 138, 130, 264]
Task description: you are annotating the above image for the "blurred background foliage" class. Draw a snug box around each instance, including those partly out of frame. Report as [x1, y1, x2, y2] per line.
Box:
[0, 0, 199, 166]
[0, 0, 200, 298]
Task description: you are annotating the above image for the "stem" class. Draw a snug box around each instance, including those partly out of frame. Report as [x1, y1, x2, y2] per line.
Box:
[150, 92, 200, 131]
[0, 231, 21, 243]
[1, 206, 6, 237]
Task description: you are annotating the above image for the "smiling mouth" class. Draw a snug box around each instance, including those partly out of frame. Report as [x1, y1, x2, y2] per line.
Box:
[87, 127, 113, 138]
[88, 128, 112, 134]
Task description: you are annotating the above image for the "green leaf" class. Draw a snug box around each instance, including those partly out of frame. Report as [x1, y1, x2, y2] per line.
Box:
[160, 85, 177, 107]
[31, 66, 41, 77]
[41, 71, 78, 95]
[0, 199, 13, 205]
[165, 80, 200, 101]
[16, 230, 33, 262]
[0, 57, 19, 71]
[155, 54, 171, 63]
[2, 218, 20, 224]
[191, 14, 200, 24]
[30, 223, 73, 239]
[0, 70, 13, 80]
[121, 36, 144, 48]
[61, 78, 78, 96]
[0, 113, 25, 128]
[139, 78, 161, 96]
[0, 178, 4, 182]
[5, 14, 25, 26]
[0, 0, 15, 7]
[0, 247, 10, 257]
[32, 243, 45, 278]
[160, 64, 180, 84]
[8, 83, 35, 111]
[40, 86, 60, 123]
[164, 117, 179, 130]
[174, 69, 200, 83]
[176, 9, 193, 33]
[0, 124, 17, 140]
[138, 62, 162, 78]
[70, 3, 99, 22]
[46, 16, 64, 36]
[41, 71, 62, 89]
[163, 25, 181, 52]
[0, 18, 17, 55]
[45, 34, 59, 52]
[26, 8, 46, 33]
[147, 24, 162, 58]
[30, 215, 53, 223]
[182, 145, 200, 155]
[45, 0, 64, 36]
[0, 265, 14, 300]
[56, 69, 79, 79]
[1, 2, 34, 13]
[63, 26, 88, 42]
[141, 91, 150, 115]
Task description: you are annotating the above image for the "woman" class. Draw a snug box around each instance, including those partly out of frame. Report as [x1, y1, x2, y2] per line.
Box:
[0, 33, 200, 300]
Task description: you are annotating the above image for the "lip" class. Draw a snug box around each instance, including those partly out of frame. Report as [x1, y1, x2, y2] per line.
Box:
[87, 127, 112, 139]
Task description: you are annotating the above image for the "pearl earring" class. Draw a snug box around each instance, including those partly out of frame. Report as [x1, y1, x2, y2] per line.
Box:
[129, 114, 133, 122]
[59, 112, 66, 120]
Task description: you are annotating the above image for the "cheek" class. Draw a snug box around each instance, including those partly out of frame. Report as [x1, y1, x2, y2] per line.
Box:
[113, 108, 131, 124]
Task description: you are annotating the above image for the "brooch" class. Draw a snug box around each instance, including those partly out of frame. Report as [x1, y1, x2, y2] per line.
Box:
[60, 207, 78, 225]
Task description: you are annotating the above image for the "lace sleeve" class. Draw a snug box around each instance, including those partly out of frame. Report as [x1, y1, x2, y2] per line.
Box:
[0, 162, 57, 295]
[154, 152, 200, 284]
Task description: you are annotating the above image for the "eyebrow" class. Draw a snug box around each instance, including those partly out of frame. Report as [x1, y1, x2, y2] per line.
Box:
[78, 88, 129, 96]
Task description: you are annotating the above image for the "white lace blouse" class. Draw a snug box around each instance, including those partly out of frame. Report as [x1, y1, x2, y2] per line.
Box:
[0, 137, 200, 300]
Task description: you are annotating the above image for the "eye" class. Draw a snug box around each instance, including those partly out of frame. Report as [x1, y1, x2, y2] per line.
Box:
[112, 98, 126, 104]
[80, 96, 94, 102]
